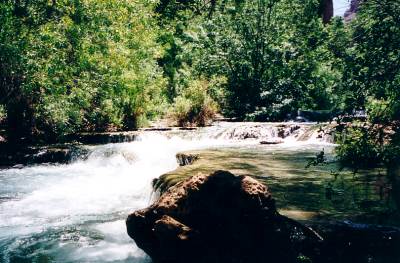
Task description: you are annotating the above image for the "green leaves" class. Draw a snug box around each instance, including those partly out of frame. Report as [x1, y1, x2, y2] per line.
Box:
[334, 0, 400, 170]
[170, 79, 218, 127]
[195, 0, 337, 119]
[2, 0, 399, 145]
[1, 0, 165, 141]
[341, 0, 400, 114]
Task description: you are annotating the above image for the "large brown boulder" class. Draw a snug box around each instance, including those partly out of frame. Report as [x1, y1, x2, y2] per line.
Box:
[126, 171, 322, 263]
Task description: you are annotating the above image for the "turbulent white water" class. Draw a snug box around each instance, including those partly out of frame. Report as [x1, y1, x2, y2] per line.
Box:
[0, 122, 333, 263]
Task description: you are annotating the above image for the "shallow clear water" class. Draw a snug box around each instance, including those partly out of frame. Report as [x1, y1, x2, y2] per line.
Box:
[0, 123, 335, 262]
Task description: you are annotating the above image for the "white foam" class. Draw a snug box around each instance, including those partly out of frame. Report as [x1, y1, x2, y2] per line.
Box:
[0, 122, 334, 262]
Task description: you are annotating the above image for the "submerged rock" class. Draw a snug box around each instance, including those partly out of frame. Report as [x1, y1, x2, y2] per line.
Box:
[0, 144, 88, 167]
[65, 131, 138, 144]
[176, 153, 199, 166]
[260, 139, 284, 145]
[31, 147, 87, 164]
[127, 170, 322, 263]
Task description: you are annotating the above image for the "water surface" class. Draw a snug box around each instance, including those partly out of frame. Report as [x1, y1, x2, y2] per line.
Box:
[0, 122, 395, 262]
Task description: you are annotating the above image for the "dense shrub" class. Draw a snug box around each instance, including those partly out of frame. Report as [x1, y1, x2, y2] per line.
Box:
[170, 79, 218, 127]
[1, 0, 398, 150]
[194, 0, 338, 119]
[336, 122, 400, 170]
[335, 0, 400, 170]
[367, 99, 400, 125]
[0, 0, 165, 142]
[336, 125, 383, 169]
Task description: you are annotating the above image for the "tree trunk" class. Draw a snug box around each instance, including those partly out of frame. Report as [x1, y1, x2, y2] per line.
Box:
[321, 0, 333, 24]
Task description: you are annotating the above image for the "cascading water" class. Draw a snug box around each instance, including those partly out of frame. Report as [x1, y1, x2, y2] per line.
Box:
[0, 122, 334, 262]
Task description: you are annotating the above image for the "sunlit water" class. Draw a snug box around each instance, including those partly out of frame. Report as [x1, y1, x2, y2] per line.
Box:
[0, 122, 333, 262]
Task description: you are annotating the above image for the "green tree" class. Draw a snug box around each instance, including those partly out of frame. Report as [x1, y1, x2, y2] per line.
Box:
[196, 0, 338, 120]
[338, 0, 400, 116]
[0, 0, 165, 143]
[334, 0, 400, 209]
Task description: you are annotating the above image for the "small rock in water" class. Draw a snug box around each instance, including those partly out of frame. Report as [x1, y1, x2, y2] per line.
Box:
[176, 153, 199, 166]
[179, 127, 197, 131]
[260, 139, 284, 145]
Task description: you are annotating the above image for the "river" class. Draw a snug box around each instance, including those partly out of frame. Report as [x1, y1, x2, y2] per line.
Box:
[0, 122, 395, 262]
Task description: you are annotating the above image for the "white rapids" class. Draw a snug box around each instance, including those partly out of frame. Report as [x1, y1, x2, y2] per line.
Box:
[0, 122, 333, 262]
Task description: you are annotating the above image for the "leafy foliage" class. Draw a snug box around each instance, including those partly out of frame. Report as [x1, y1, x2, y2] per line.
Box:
[336, 125, 383, 169]
[0, 0, 165, 142]
[335, 0, 400, 169]
[1, 0, 399, 153]
[170, 79, 218, 127]
[195, 0, 338, 119]
[336, 122, 400, 170]
[332, 0, 400, 116]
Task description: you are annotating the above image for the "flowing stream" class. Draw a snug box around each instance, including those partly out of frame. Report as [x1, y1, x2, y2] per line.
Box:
[0, 122, 364, 262]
